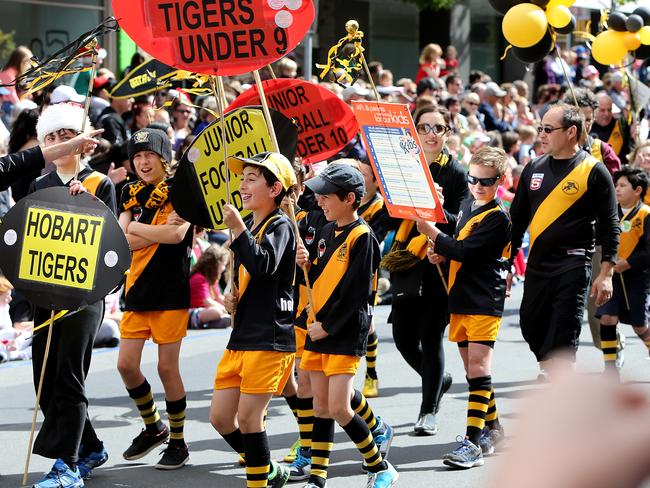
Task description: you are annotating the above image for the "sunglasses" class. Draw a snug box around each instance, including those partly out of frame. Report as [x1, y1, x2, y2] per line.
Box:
[465, 101, 479, 106]
[416, 123, 450, 136]
[537, 125, 566, 134]
[467, 174, 500, 186]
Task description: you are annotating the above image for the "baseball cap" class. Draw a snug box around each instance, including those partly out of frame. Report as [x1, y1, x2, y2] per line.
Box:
[304, 163, 365, 199]
[228, 152, 297, 191]
[484, 82, 507, 98]
[50, 85, 85, 104]
[128, 128, 172, 163]
[342, 84, 370, 101]
[582, 65, 599, 78]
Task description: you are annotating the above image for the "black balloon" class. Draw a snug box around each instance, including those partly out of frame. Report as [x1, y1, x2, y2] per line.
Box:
[636, 44, 650, 61]
[487, 0, 524, 15]
[626, 14, 644, 33]
[530, 0, 550, 7]
[608, 11, 628, 32]
[633, 6, 650, 25]
[513, 29, 554, 63]
[555, 15, 576, 35]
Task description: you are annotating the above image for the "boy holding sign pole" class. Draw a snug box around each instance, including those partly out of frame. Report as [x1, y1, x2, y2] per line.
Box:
[117, 128, 193, 470]
[416, 147, 511, 469]
[28, 103, 117, 487]
[209, 151, 297, 488]
[297, 163, 398, 488]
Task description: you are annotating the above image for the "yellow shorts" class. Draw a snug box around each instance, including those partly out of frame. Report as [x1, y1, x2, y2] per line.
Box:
[300, 350, 360, 377]
[295, 327, 307, 359]
[214, 350, 295, 394]
[120, 309, 188, 344]
[449, 314, 501, 343]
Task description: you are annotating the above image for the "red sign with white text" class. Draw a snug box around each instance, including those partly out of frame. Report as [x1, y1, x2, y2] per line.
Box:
[112, 0, 315, 76]
[352, 101, 446, 222]
[228, 78, 358, 164]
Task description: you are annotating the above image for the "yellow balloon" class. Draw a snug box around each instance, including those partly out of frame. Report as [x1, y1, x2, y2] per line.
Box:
[623, 32, 642, 51]
[546, 5, 571, 28]
[502, 3, 549, 48]
[547, 0, 575, 7]
[592, 30, 628, 66]
[640, 26, 650, 45]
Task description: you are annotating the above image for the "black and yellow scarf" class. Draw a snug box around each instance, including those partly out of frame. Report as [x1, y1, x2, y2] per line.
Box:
[121, 180, 170, 212]
[380, 150, 449, 273]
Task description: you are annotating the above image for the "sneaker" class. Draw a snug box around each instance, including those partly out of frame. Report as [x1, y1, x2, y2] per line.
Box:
[301, 483, 324, 488]
[77, 446, 108, 479]
[373, 418, 394, 459]
[413, 412, 438, 436]
[363, 375, 379, 398]
[434, 372, 453, 414]
[268, 461, 290, 488]
[282, 438, 300, 463]
[123, 426, 169, 460]
[33, 459, 84, 488]
[366, 461, 398, 488]
[479, 426, 505, 456]
[443, 438, 484, 469]
[616, 331, 626, 370]
[288, 447, 311, 481]
[155, 443, 189, 470]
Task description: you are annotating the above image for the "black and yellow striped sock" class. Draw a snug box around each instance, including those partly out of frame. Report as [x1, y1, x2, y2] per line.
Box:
[601, 324, 618, 371]
[351, 389, 378, 433]
[283, 394, 299, 426]
[242, 431, 270, 488]
[634, 326, 650, 352]
[297, 397, 314, 451]
[222, 428, 246, 460]
[466, 376, 491, 445]
[341, 414, 387, 474]
[309, 417, 334, 488]
[166, 397, 186, 446]
[126, 379, 164, 434]
[485, 386, 501, 431]
[366, 331, 379, 380]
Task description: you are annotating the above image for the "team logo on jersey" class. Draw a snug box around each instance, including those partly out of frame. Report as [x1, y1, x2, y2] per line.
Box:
[337, 243, 348, 261]
[621, 220, 633, 233]
[305, 226, 316, 245]
[530, 173, 544, 190]
[633, 219, 642, 230]
[317, 238, 326, 258]
[562, 180, 579, 195]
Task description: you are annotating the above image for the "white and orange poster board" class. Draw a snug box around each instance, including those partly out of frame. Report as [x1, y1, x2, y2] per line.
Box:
[351, 101, 446, 222]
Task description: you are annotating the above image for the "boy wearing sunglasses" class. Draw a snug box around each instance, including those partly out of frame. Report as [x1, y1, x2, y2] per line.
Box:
[416, 147, 512, 469]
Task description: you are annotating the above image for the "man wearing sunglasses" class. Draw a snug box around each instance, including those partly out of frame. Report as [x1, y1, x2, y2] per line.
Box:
[509, 103, 619, 377]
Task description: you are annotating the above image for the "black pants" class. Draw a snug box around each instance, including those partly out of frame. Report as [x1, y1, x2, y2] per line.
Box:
[32, 301, 104, 464]
[391, 294, 447, 416]
[520, 267, 591, 362]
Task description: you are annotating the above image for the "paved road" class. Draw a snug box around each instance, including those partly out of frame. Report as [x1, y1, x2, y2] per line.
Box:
[2, 284, 650, 487]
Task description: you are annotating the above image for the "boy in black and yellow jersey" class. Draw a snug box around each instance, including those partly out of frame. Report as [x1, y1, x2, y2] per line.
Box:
[597, 167, 650, 376]
[209, 151, 297, 488]
[116, 128, 193, 470]
[29, 103, 116, 488]
[297, 163, 398, 488]
[358, 159, 395, 398]
[418, 147, 511, 470]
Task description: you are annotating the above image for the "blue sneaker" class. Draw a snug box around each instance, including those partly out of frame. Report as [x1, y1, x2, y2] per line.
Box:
[288, 447, 311, 481]
[32, 459, 84, 488]
[479, 426, 504, 456]
[443, 437, 484, 469]
[366, 461, 398, 488]
[77, 447, 108, 479]
[372, 417, 394, 460]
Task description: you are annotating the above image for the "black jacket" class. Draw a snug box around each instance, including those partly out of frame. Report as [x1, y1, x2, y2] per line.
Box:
[0, 146, 44, 192]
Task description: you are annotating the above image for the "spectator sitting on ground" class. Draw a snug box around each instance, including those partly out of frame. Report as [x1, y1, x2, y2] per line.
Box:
[188, 245, 231, 330]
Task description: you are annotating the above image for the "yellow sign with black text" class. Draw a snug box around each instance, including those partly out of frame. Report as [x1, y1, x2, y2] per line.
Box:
[18, 207, 104, 290]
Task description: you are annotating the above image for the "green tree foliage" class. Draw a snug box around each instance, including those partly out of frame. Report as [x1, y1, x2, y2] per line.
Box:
[401, 0, 456, 10]
[0, 30, 16, 64]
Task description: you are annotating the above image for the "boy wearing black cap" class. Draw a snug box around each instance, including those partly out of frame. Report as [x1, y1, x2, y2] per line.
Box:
[116, 128, 193, 470]
[209, 151, 297, 488]
[297, 163, 398, 488]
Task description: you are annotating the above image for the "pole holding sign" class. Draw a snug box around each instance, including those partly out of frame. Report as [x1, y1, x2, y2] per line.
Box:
[112, 0, 315, 76]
